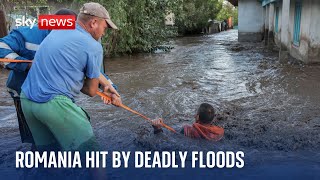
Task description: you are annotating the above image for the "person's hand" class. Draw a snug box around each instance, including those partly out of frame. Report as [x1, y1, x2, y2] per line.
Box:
[101, 84, 120, 105]
[103, 84, 120, 97]
[111, 93, 122, 107]
[151, 118, 163, 127]
[152, 118, 163, 134]
[101, 93, 112, 105]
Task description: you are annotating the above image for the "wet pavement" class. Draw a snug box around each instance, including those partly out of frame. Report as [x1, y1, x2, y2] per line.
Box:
[0, 30, 320, 178]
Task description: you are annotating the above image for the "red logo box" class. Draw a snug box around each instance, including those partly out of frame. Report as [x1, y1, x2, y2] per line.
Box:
[38, 15, 76, 30]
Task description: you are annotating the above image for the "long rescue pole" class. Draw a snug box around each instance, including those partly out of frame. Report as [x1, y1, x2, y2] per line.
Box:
[0, 58, 177, 133]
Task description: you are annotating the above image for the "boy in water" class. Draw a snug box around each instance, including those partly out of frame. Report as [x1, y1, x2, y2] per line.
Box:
[152, 103, 224, 141]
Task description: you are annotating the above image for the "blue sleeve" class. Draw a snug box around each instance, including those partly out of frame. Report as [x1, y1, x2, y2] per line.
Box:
[0, 30, 29, 72]
[85, 51, 102, 79]
[100, 71, 119, 91]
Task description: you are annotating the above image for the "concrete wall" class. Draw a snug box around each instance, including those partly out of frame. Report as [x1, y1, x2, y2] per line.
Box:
[286, 0, 320, 63]
[240, 0, 320, 63]
[273, 3, 282, 47]
[280, 0, 291, 49]
[238, 0, 264, 42]
[268, 3, 275, 31]
[273, 0, 320, 63]
[305, 0, 320, 63]
[263, 5, 268, 44]
[265, 5, 269, 31]
[263, 3, 275, 47]
[274, 1, 291, 63]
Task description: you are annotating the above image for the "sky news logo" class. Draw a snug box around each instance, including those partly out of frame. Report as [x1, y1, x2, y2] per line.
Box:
[15, 15, 76, 30]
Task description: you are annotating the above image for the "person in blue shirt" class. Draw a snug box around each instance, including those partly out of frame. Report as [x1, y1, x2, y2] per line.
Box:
[21, 2, 121, 154]
[0, 9, 74, 144]
[0, 8, 119, 145]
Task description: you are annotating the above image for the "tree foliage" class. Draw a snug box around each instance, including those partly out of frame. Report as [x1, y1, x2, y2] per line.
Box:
[216, 1, 237, 25]
[74, 0, 224, 55]
[75, 0, 179, 56]
[1, 0, 49, 16]
[1, 0, 48, 10]
[174, 0, 222, 34]
[232, 7, 238, 26]
[2, 0, 228, 56]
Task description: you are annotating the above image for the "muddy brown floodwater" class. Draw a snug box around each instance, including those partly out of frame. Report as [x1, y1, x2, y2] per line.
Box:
[0, 30, 320, 178]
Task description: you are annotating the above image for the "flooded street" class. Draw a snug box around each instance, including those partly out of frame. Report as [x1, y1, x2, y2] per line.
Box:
[0, 30, 320, 178]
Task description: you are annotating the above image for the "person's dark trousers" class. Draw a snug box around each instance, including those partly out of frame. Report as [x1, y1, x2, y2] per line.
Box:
[10, 92, 35, 144]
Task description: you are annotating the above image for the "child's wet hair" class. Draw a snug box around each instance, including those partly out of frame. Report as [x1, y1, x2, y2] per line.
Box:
[197, 103, 215, 124]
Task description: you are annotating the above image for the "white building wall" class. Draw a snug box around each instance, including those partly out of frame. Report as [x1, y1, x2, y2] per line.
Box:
[288, 0, 314, 62]
[274, 2, 282, 46]
[307, 0, 320, 62]
[238, 0, 264, 41]
[288, 0, 295, 39]
[268, 4, 274, 31]
[280, 0, 291, 48]
[278, 4, 282, 33]
[240, 0, 320, 63]
[265, 5, 269, 30]
[297, 0, 311, 61]
[309, 0, 320, 46]
[274, 0, 320, 63]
